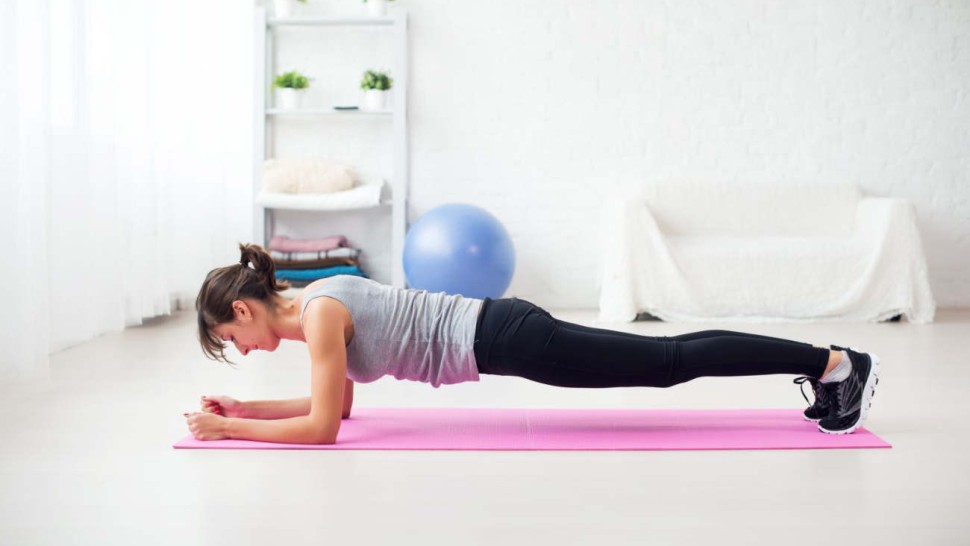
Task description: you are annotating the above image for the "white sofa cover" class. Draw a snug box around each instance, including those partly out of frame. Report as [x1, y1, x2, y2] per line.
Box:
[597, 179, 936, 323]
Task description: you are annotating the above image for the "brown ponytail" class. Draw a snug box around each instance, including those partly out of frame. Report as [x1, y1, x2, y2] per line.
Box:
[195, 242, 292, 365]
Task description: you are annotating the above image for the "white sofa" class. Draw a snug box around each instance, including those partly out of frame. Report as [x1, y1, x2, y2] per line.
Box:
[596, 179, 936, 324]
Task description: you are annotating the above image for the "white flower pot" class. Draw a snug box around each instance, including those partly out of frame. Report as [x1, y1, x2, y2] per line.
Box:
[276, 88, 304, 110]
[362, 89, 387, 111]
[367, 0, 387, 17]
[274, 0, 296, 18]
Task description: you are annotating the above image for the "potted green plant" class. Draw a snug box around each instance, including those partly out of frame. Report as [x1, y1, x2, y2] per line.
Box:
[274, 0, 307, 18]
[363, 0, 395, 17]
[272, 70, 312, 110]
[360, 69, 392, 111]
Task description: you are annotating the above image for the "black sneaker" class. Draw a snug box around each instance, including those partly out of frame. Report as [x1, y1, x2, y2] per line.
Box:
[793, 344, 854, 421]
[818, 346, 881, 435]
[793, 376, 830, 422]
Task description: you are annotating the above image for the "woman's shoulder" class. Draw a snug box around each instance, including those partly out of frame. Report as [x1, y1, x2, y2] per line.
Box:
[305, 274, 375, 291]
[300, 278, 355, 344]
[303, 276, 334, 294]
[301, 277, 349, 315]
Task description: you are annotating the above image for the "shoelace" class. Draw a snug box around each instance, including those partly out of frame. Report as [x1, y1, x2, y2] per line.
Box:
[793, 376, 817, 406]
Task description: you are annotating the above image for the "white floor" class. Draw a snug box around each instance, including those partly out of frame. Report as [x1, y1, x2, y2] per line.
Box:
[2, 307, 968, 545]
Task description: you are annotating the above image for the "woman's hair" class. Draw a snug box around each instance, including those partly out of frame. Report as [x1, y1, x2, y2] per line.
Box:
[195, 242, 291, 366]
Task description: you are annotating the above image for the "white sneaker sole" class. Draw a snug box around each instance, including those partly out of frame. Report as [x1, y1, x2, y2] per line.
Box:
[818, 349, 880, 435]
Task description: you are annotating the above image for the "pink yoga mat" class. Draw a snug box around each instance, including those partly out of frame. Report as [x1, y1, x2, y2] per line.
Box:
[173, 408, 891, 451]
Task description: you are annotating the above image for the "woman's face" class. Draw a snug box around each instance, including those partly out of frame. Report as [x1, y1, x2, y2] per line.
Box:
[212, 300, 280, 356]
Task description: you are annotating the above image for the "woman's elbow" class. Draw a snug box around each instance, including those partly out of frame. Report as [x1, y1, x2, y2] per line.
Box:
[312, 431, 337, 445]
[306, 418, 338, 445]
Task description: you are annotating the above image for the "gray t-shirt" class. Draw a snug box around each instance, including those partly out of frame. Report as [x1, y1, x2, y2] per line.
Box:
[300, 275, 483, 388]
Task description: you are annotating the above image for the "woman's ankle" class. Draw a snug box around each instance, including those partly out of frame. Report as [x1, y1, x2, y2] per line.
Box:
[820, 350, 843, 380]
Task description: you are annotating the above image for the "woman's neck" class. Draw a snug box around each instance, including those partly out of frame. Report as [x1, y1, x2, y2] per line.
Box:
[269, 293, 308, 343]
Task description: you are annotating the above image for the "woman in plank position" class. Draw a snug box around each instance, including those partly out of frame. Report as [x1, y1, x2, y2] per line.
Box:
[186, 243, 880, 444]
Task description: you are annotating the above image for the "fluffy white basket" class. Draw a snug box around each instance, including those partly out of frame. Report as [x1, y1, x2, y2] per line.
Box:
[262, 158, 358, 194]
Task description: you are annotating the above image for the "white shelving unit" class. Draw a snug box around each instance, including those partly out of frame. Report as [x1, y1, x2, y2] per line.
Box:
[253, 7, 409, 288]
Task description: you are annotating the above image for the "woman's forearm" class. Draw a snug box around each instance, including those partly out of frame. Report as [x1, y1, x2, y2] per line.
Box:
[227, 415, 333, 445]
[243, 397, 311, 420]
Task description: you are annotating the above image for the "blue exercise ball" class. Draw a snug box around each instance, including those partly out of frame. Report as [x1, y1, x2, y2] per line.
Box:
[403, 203, 515, 299]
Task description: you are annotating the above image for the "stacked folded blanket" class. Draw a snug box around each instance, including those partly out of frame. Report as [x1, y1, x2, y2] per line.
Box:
[269, 235, 368, 285]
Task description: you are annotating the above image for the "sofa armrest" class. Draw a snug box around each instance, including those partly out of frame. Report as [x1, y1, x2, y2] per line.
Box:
[597, 192, 683, 321]
[854, 196, 919, 241]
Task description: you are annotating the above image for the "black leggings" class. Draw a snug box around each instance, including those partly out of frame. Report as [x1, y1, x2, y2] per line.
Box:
[473, 297, 830, 388]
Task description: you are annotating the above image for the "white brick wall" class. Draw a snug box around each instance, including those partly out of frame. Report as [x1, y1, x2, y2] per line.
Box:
[275, 0, 970, 308]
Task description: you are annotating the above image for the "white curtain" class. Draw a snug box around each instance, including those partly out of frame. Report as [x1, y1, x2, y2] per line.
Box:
[0, 0, 255, 383]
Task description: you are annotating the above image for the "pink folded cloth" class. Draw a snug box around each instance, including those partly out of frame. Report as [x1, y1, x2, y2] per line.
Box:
[269, 235, 348, 253]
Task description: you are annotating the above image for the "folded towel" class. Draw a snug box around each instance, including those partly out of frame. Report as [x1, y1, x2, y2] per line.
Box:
[276, 265, 368, 281]
[269, 247, 360, 261]
[269, 234, 347, 253]
[262, 158, 358, 194]
[272, 257, 359, 270]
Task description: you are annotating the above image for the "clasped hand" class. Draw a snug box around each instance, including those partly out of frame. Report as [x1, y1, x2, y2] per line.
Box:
[183, 395, 231, 440]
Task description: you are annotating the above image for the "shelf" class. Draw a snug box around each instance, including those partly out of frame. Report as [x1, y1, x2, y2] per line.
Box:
[256, 181, 389, 211]
[260, 198, 393, 212]
[266, 108, 392, 117]
[254, 6, 409, 287]
[267, 16, 395, 27]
